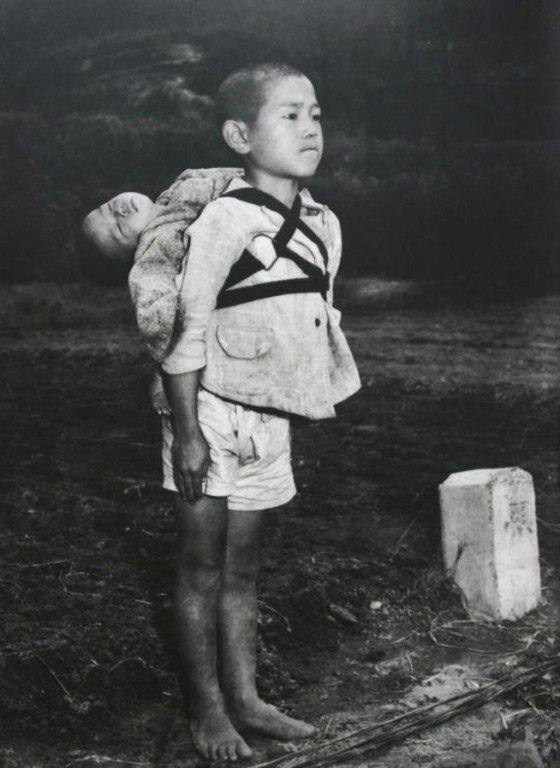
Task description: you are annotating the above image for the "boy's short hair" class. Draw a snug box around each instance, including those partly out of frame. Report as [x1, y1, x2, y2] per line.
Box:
[217, 63, 307, 126]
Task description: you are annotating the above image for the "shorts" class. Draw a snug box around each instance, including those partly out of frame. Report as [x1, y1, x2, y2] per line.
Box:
[162, 388, 296, 511]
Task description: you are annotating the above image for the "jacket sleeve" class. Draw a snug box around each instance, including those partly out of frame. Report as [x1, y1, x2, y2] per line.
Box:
[326, 210, 342, 306]
[161, 200, 249, 375]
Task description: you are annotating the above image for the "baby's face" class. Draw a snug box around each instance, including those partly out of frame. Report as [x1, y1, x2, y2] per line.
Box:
[82, 192, 156, 258]
[244, 75, 323, 181]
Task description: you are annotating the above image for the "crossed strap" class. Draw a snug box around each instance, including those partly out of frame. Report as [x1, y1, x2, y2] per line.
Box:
[215, 187, 330, 309]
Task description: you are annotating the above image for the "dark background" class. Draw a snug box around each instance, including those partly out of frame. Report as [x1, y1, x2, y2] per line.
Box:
[0, 0, 558, 287]
[2, 6, 560, 764]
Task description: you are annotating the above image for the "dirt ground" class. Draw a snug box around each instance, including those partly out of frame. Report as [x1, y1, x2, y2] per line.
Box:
[1, 284, 560, 767]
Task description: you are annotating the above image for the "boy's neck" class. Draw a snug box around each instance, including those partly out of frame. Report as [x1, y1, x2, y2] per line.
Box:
[243, 168, 300, 208]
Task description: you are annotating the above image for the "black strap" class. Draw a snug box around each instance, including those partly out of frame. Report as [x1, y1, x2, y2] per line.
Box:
[222, 187, 329, 270]
[217, 276, 329, 309]
[216, 187, 330, 309]
[273, 193, 302, 253]
[222, 251, 263, 290]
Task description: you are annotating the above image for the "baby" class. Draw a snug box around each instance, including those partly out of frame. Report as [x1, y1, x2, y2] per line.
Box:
[82, 166, 244, 261]
[82, 192, 160, 260]
[82, 168, 243, 413]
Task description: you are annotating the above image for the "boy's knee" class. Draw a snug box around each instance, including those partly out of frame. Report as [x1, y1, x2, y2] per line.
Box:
[222, 559, 259, 588]
[177, 551, 222, 591]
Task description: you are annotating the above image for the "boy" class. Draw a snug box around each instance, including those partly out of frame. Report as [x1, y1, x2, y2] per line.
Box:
[161, 62, 360, 763]
[84, 63, 360, 763]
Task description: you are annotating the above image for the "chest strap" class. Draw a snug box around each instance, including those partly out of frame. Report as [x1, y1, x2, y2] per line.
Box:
[215, 187, 330, 309]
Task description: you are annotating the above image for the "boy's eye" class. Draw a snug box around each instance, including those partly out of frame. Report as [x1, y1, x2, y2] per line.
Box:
[313, 113, 322, 121]
[284, 112, 298, 120]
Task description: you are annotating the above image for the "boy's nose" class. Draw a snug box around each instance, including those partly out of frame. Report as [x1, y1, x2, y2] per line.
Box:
[302, 119, 319, 137]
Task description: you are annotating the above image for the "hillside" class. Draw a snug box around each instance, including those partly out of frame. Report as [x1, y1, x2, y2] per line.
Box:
[0, 0, 558, 284]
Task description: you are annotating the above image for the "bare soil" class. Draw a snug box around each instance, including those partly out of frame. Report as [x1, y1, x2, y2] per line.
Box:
[1, 286, 559, 767]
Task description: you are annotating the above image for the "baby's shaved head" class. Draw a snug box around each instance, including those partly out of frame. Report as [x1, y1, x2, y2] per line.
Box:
[217, 63, 307, 126]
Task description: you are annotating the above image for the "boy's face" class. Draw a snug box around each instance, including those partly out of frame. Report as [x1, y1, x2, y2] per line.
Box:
[243, 75, 323, 181]
[82, 192, 155, 258]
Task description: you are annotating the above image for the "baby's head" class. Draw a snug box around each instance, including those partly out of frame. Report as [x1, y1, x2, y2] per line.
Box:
[217, 63, 323, 181]
[81, 192, 157, 261]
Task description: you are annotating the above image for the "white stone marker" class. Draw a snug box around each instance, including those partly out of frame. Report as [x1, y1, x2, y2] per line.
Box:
[439, 468, 541, 622]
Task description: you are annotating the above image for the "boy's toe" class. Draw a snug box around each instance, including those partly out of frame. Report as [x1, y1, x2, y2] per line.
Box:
[237, 740, 253, 760]
[300, 722, 317, 738]
[195, 735, 206, 759]
[202, 743, 212, 761]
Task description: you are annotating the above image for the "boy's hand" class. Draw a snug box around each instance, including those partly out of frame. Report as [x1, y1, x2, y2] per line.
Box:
[151, 387, 171, 416]
[163, 370, 207, 503]
[172, 429, 210, 503]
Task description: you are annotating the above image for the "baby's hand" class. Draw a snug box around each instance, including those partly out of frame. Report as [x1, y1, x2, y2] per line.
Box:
[150, 387, 171, 416]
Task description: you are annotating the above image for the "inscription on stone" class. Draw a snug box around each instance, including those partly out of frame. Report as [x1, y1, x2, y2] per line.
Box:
[439, 468, 541, 621]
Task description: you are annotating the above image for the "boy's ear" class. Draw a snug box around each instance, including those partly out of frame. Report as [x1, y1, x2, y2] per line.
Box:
[222, 119, 251, 155]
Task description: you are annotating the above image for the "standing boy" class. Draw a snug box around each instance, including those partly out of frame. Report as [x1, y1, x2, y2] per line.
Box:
[161, 63, 360, 763]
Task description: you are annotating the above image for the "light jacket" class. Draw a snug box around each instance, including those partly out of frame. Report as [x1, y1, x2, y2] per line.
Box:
[161, 176, 361, 420]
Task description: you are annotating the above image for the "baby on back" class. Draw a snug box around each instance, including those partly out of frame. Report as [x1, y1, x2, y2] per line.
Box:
[82, 167, 244, 412]
[82, 167, 244, 267]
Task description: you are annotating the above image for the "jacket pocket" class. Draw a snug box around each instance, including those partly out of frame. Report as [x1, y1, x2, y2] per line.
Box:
[216, 325, 272, 359]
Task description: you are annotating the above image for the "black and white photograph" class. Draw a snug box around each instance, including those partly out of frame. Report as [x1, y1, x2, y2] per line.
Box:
[1, 1, 559, 766]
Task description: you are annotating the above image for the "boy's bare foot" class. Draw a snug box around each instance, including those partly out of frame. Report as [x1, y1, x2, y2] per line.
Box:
[234, 699, 317, 741]
[189, 705, 253, 762]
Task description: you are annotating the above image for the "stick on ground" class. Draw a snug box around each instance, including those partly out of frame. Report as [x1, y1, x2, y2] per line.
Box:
[248, 657, 560, 768]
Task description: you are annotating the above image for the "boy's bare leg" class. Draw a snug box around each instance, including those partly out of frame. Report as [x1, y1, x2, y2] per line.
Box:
[220, 508, 317, 741]
[174, 494, 253, 762]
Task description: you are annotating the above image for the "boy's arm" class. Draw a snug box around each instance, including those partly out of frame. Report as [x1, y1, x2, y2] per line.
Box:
[327, 211, 343, 306]
[160, 201, 248, 501]
[164, 369, 209, 503]
[161, 201, 249, 375]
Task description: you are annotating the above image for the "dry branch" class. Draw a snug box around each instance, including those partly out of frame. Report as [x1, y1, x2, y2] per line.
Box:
[248, 657, 560, 768]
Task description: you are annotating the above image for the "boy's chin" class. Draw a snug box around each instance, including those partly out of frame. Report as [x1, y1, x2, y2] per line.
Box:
[298, 160, 322, 178]
[291, 164, 321, 180]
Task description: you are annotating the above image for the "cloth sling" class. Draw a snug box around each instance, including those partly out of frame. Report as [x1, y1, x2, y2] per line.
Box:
[216, 187, 330, 309]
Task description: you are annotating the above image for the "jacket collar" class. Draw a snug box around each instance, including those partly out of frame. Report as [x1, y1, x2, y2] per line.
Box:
[224, 175, 325, 215]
